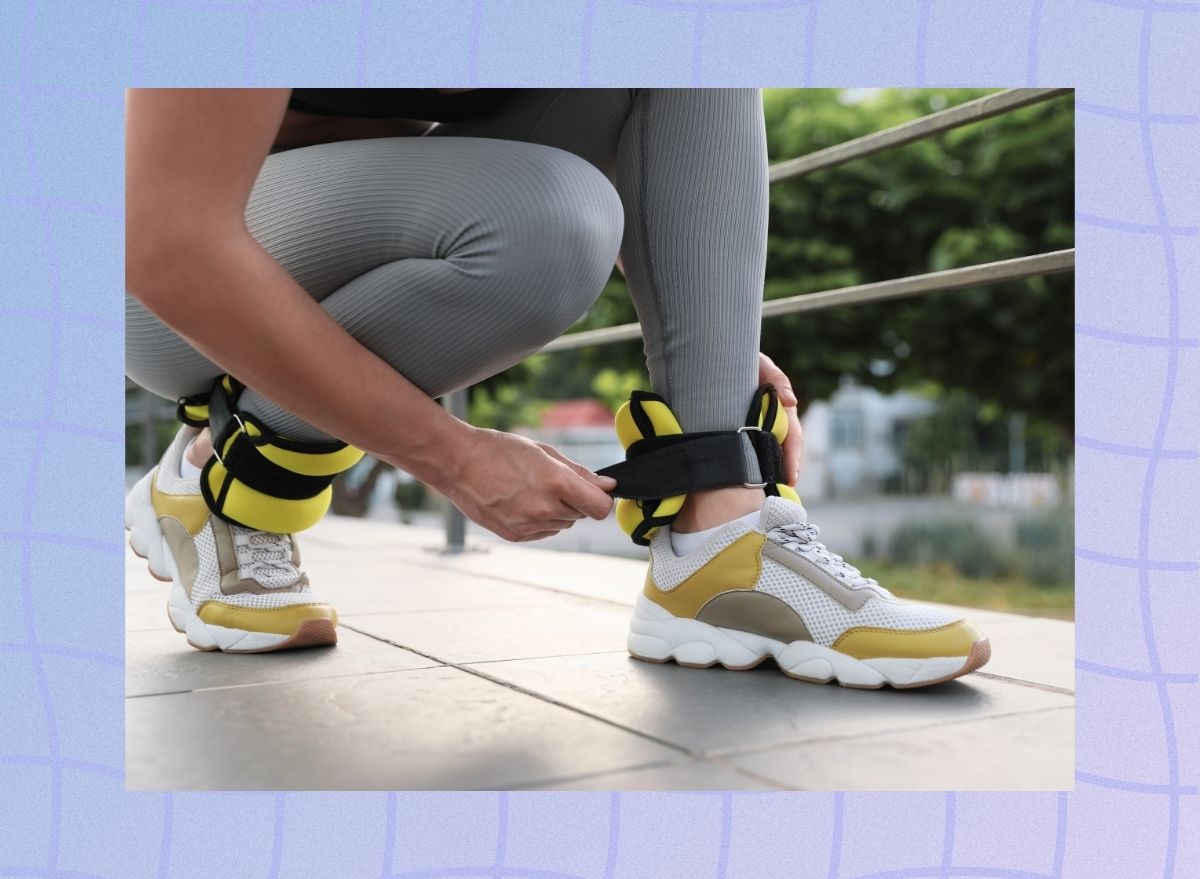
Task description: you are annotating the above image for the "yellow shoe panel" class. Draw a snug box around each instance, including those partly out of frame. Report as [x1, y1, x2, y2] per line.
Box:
[832, 620, 984, 659]
[196, 601, 338, 635]
[643, 532, 765, 618]
[151, 478, 211, 537]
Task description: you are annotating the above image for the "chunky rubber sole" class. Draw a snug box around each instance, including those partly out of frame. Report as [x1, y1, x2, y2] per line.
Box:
[124, 468, 337, 654]
[627, 593, 990, 689]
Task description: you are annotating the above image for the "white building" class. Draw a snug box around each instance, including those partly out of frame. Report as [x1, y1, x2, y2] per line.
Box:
[798, 377, 934, 500]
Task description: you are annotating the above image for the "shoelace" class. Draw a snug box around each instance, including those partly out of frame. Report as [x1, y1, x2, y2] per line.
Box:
[768, 521, 894, 599]
[231, 527, 302, 589]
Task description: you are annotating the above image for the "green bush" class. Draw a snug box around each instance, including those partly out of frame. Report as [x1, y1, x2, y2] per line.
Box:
[1014, 507, 1074, 587]
[886, 519, 1011, 580]
[393, 479, 429, 524]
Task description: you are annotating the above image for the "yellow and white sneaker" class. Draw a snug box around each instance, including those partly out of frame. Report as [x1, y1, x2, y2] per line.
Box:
[628, 496, 990, 688]
[124, 424, 338, 653]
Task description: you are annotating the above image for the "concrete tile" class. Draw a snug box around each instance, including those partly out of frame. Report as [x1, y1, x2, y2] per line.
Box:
[341, 597, 632, 664]
[426, 542, 646, 607]
[126, 626, 438, 697]
[473, 653, 1075, 757]
[125, 555, 164, 594]
[125, 665, 681, 790]
[300, 514, 436, 552]
[125, 587, 171, 633]
[520, 759, 777, 791]
[300, 555, 568, 615]
[975, 616, 1075, 691]
[725, 705, 1074, 790]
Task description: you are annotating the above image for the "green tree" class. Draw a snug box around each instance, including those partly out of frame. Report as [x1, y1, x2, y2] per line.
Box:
[472, 88, 1074, 444]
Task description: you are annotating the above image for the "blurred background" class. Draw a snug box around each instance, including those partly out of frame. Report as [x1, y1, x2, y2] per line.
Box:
[126, 87, 1074, 621]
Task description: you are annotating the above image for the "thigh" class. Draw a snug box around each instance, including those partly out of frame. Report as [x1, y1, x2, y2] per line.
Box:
[126, 132, 620, 401]
[244, 134, 556, 301]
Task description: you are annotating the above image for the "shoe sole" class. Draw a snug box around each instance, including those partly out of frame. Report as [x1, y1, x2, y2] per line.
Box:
[124, 468, 337, 654]
[626, 594, 990, 689]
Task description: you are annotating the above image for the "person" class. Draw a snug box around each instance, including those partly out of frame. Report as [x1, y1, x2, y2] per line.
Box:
[125, 88, 989, 686]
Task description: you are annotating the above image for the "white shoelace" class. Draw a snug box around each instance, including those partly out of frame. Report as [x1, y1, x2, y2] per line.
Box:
[768, 521, 894, 599]
[231, 527, 302, 589]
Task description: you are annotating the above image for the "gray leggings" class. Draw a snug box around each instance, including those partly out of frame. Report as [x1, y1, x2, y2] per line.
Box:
[125, 88, 768, 442]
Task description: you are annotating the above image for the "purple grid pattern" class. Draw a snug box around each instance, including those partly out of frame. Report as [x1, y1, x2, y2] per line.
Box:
[0, 0, 1194, 876]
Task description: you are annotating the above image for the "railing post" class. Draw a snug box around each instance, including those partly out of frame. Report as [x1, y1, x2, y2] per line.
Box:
[442, 386, 469, 553]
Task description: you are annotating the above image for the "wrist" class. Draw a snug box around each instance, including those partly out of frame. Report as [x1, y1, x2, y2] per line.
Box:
[384, 408, 476, 490]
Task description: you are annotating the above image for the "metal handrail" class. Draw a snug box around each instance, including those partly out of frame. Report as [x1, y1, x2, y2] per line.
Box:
[544, 250, 1074, 354]
[439, 88, 1075, 550]
[768, 88, 1070, 183]
[121, 88, 1076, 555]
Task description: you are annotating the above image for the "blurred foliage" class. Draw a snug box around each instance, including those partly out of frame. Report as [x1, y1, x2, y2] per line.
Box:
[900, 388, 1072, 492]
[471, 87, 1074, 439]
[126, 419, 184, 467]
[877, 503, 1074, 587]
[1014, 506, 1075, 586]
[393, 478, 430, 524]
[886, 518, 1010, 579]
[852, 559, 1073, 619]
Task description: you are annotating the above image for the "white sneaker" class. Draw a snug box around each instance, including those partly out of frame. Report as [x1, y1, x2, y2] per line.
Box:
[627, 496, 991, 688]
[124, 424, 338, 653]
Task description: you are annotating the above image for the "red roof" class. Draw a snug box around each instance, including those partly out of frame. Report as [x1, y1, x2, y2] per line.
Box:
[540, 399, 615, 428]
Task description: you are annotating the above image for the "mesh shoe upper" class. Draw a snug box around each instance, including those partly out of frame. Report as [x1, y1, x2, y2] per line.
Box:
[153, 424, 322, 610]
[649, 496, 963, 648]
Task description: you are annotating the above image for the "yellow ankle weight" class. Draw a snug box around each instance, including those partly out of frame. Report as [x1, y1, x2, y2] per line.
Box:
[181, 375, 364, 534]
[604, 384, 800, 546]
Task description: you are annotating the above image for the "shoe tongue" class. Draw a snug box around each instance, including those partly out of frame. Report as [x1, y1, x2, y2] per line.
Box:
[758, 495, 809, 531]
[232, 527, 301, 589]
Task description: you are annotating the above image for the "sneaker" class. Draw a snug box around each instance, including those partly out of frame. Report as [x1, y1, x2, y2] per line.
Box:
[627, 496, 990, 688]
[124, 424, 338, 653]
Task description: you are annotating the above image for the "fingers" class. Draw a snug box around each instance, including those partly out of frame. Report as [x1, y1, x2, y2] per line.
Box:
[782, 410, 803, 486]
[758, 352, 798, 407]
[491, 517, 580, 543]
[539, 442, 618, 492]
[535, 443, 617, 520]
[514, 529, 564, 543]
[560, 474, 616, 520]
[776, 382, 798, 407]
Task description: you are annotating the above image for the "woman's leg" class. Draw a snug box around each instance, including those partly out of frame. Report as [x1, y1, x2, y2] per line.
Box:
[125, 134, 624, 442]
[434, 88, 769, 526]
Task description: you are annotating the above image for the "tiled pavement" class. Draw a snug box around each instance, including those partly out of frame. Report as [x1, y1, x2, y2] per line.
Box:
[126, 515, 1074, 791]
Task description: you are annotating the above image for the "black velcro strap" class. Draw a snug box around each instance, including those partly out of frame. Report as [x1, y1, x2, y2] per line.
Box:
[205, 375, 332, 502]
[597, 430, 785, 500]
[206, 374, 238, 449]
[745, 428, 786, 487]
[215, 432, 333, 501]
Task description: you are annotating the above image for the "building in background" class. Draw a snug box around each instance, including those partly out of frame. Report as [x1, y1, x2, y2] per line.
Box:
[798, 377, 933, 500]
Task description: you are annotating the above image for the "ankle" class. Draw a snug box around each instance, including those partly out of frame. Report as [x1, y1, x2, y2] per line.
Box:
[185, 428, 213, 469]
[672, 486, 763, 533]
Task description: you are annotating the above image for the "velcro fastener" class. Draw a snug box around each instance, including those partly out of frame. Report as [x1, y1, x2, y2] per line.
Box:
[213, 431, 333, 501]
[598, 430, 784, 500]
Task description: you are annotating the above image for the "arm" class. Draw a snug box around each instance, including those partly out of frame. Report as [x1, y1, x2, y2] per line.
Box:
[125, 88, 464, 487]
[125, 88, 613, 539]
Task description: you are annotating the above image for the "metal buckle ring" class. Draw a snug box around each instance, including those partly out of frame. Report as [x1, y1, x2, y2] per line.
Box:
[737, 425, 768, 488]
[210, 412, 248, 467]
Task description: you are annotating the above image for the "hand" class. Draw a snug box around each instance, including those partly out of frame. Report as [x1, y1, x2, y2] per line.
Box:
[437, 426, 617, 542]
[758, 352, 803, 487]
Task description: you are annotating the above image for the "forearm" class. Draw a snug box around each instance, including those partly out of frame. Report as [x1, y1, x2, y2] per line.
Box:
[128, 229, 468, 486]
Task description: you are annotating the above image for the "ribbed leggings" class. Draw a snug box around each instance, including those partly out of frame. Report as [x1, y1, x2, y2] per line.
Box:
[125, 89, 769, 443]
